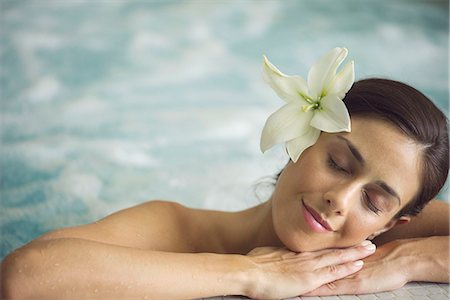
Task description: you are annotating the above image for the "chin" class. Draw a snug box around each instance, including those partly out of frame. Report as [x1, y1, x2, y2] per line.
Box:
[282, 234, 361, 253]
[293, 242, 330, 252]
[278, 231, 330, 253]
[284, 242, 328, 253]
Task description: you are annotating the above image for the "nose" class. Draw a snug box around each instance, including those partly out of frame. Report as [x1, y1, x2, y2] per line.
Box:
[324, 181, 360, 216]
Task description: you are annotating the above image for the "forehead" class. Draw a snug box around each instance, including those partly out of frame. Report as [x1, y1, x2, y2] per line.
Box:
[327, 117, 422, 206]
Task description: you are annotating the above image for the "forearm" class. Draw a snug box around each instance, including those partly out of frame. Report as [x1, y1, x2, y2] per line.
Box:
[374, 200, 449, 245]
[1, 238, 250, 299]
[400, 236, 449, 283]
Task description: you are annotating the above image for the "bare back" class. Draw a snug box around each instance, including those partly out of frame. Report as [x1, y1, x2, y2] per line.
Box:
[35, 201, 240, 253]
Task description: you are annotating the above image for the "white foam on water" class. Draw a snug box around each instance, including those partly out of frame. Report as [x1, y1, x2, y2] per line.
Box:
[109, 145, 156, 168]
[52, 170, 102, 200]
[26, 76, 61, 103]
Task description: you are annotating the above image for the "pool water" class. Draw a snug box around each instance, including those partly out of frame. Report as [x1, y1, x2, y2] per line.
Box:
[1, 0, 448, 259]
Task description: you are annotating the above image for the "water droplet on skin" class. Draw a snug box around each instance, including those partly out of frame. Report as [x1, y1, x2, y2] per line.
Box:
[17, 269, 22, 273]
[143, 296, 148, 300]
[54, 263, 60, 267]
[94, 288, 98, 293]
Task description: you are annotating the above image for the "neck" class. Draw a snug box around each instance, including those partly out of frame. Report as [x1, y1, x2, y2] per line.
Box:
[216, 199, 284, 254]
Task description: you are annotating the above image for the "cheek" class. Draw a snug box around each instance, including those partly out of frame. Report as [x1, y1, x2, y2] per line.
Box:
[301, 154, 341, 189]
[339, 213, 385, 244]
[287, 165, 326, 194]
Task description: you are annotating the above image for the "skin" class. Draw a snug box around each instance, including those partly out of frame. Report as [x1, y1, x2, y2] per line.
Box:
[308, 235, 449, 296]
[309, 201, 450, 296]
[272, 117, 419, 252]
[1, 117, 449, 299]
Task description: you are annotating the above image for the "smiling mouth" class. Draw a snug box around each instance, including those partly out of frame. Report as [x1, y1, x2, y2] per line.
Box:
[301, 200, 334, 232]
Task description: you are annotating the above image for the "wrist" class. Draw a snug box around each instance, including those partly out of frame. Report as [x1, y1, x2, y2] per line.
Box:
[213, 254, 257, 297]
[388, 239, 417, 282]
[235, 254, 264, 298]
[394, 236, 448, 282]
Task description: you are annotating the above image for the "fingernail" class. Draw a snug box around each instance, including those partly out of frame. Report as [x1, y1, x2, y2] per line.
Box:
[364, 243, 376, 251]
[360, 240, 372, 247]
[353, 260, 364, 267]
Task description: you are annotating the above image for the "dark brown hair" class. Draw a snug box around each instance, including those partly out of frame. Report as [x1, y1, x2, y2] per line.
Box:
[343, 78, 449, 217]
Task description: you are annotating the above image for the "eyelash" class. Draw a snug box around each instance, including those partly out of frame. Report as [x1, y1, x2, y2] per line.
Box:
[327, 156, 350, 174]
[327, 156, 381, 215]
[362, 190, 381, 215]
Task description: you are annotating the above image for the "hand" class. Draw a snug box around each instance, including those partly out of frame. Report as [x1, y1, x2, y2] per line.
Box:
[244, 241, 376, 299]
[306, 240, 409, 296]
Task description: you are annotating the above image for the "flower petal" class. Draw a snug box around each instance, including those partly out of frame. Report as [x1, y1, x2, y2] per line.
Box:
[310, 95, 351, 132]
[286, 128, 321, 163]
[307, 48, 348, 99]
[260, 102, 313, 152]
[263, 55, 310, 103]
[328, 60, 355, 99]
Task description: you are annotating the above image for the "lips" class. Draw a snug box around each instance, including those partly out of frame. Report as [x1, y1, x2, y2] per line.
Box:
[301, 200, 334, 232]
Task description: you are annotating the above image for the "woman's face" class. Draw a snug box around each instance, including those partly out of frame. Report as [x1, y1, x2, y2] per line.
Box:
[271, 117, 422, 252]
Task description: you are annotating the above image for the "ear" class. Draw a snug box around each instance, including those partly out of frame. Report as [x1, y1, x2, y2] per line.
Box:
[367, 216, 411, 240]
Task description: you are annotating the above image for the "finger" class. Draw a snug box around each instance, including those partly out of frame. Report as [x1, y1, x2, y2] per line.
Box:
[302, 240, 373, 258]
[314, 241, 376, 268]
[313, 260, 364, 288]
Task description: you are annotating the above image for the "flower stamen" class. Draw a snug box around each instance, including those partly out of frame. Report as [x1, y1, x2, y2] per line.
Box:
[302, 102, 321, 112]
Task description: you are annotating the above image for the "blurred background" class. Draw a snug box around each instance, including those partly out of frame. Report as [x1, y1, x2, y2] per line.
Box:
[1, 0, 448, 259]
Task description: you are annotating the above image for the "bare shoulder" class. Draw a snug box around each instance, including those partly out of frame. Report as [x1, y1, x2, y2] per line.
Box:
[35, 200, 199, 252]
[401, 199, 449, 234]
[425, 199, 450, 211]
[374, 199, 449, 245]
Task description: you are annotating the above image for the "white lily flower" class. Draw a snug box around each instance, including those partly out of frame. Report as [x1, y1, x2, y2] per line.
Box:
[260, 47, 354, 162]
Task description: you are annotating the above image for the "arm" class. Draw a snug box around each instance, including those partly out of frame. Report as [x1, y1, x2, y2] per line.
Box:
[307, 235, 449, 296]
[373, 199, 449, 245]
[2, 238, 376, 300]
[1, 237, 248, 299]
[1, 201, 249, 299]
[1, 200, 375, 299]
[308, 200, 450, 296]
[404, 235, 449, 283]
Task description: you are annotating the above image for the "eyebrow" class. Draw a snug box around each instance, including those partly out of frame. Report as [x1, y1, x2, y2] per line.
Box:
[336, 136, 401, 206]
[375, 180, 401, 206]
[337, 136, 365, 165]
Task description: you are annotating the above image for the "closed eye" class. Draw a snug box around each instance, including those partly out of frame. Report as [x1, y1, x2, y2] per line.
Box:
[327, 156, 351, 175]
[362, 190, 381, 215]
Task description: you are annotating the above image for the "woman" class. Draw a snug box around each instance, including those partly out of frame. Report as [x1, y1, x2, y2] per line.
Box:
[2, 48, 449, 299]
